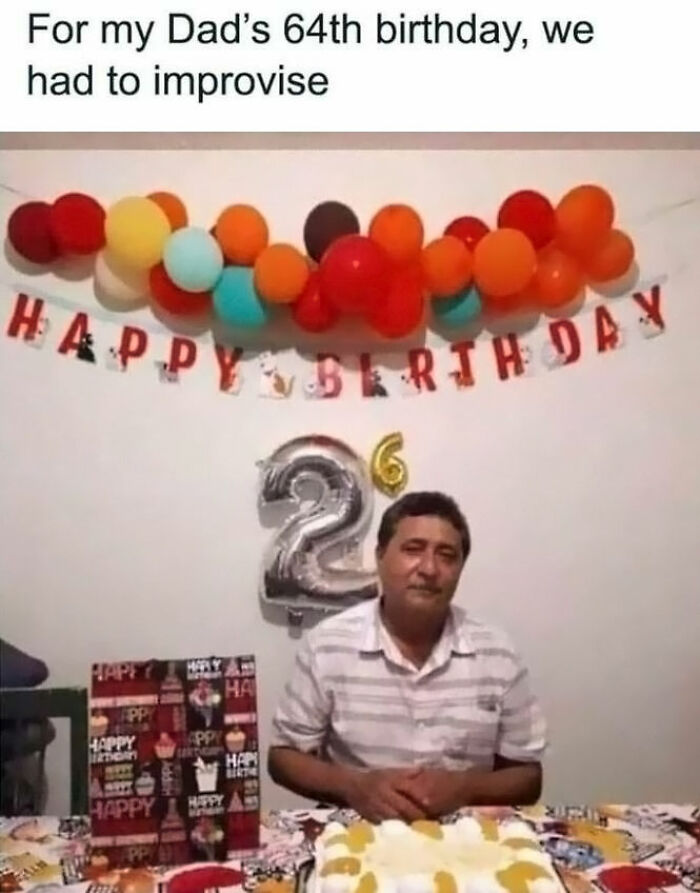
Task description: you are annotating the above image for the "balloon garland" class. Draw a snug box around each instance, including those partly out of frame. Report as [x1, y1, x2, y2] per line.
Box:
[6, 186, 636, 339]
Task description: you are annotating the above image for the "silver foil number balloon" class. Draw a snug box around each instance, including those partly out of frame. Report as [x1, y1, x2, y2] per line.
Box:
[258, 435, 379, 615]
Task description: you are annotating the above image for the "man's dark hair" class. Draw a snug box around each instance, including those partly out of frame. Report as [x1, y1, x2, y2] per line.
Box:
[376, 491, 471, 561]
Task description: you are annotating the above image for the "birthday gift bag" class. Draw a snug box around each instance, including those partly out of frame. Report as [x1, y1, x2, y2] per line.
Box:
[90, 655, 260, 868]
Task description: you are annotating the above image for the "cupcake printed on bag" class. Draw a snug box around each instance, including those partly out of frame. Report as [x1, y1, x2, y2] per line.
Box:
[188, 678, 222, 729]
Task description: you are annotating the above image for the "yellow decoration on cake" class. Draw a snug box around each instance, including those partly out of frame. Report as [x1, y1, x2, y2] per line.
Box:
[496, 862, 551, 893]
[434, 871, 458, 893]
[567, 822, 628, 863]
[325, 834, 350, 848]
[345, 823, 375, 853]
[478, 818, 500, 842]
[347, 822, 375, 846]
[321, 857, 362, 877]
[356, 872, 378, 893]
[412, 820, 444, 840]
[503, 839, 540, 851]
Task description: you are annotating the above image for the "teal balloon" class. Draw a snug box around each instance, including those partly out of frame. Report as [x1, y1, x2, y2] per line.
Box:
[433, 285, 482, 326]
[213, 266, 268, 328]
[163, 227, 223, 292]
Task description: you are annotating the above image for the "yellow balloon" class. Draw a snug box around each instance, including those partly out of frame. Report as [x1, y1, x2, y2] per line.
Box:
[105, 196, 170, 270]
[370, 432, 408, 497]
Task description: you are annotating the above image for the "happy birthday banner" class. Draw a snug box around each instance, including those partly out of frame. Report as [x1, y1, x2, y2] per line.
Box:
[3, 281, 667, 399]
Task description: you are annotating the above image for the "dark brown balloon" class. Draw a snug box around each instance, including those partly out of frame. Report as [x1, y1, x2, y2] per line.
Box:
[303, 201, 360, 262]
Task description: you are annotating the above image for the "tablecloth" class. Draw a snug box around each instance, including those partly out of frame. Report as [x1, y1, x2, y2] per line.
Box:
[1, 805, 698, 893]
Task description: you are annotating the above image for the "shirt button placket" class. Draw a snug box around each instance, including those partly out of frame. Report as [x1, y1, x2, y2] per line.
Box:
[411, 674, 428, 757]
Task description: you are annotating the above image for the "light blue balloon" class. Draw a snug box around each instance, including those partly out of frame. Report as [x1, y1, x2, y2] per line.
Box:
[213, 266, 269, 328]
[163, 227, 223, 292]
[433, 284, 482, 327]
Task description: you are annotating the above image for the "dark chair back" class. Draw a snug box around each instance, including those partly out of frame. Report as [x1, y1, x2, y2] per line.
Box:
[0, 686, 88, 815]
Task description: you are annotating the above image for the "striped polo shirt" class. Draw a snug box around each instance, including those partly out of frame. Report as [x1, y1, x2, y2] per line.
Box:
[270, 598, 548, 770]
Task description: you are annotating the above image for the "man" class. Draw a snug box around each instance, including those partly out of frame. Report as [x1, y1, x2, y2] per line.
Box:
[268, 491, 547, 821]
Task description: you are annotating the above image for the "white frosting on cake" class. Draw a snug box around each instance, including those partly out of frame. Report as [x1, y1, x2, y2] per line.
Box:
[396, 875, 434, 893]
[527, 879, 561, 893]
[380, 820, 414, 839]
[325, 844, 354, 861]
[498, 822, 538, 842]
[450, 818, 484, 844]
[311, 819, 564, 893]
[321, 875, 356, 893]
[322, 822, 349, 840]
[462, 873, 512, 893]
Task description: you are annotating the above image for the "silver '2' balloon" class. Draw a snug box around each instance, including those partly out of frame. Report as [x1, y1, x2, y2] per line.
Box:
[258, 435, 379, 616]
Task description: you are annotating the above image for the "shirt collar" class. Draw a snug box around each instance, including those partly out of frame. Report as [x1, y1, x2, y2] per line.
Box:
[445, 605, 477, 655]
[358, 598, 476, 657]
[358, 598, 383, 653]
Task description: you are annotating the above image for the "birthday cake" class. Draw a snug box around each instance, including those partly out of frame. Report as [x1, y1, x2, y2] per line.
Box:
[308, 818, 565, 893]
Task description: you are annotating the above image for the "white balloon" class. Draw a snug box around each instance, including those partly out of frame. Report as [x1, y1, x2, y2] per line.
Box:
[94, 250, 149, 308]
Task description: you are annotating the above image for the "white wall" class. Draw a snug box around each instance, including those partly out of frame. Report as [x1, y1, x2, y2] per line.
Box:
[1, 145, 699, 813]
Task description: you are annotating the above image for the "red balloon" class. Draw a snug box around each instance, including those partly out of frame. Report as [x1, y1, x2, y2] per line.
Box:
[444, 216, 490, 251]
[149, 263, 212, 316]
[319, 235, 391, 314]
[366, 265, 425, 339]
[7, 201, 60, 264]
[497, 190, 555, 250]
[291, 271, 340, 333]
[50, 193, 105, 255]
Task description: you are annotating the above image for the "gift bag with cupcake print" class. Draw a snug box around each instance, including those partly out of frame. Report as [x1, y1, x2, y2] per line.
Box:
[89, 656, 260, 868]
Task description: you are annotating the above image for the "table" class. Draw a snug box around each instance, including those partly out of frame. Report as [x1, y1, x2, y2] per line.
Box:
[0, 806, 698, 893]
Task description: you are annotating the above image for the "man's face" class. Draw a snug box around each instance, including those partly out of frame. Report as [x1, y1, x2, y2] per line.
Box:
[376, 515, 464, 619]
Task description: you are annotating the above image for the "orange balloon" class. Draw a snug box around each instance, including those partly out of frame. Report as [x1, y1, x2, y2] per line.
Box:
[556, 184, 614, 257]
[531, 247, 584, 308]
[254, 243, 309, 303]
[481, 289, 531, 317]
[147, 192, 187, 230]
[215, 204, 268, 265]
[421, 236, 473, 298]
[582, 229, 635, 282]
[369, 204, 424, 265]
[473, 228, 536, 298]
